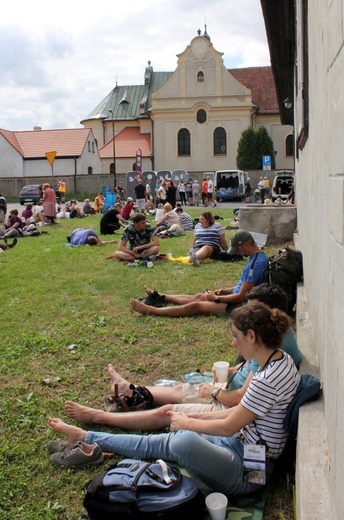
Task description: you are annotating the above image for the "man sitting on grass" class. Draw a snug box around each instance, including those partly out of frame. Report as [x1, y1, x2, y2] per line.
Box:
[107, 213, 159, 262]
[130, 230, 268, 317]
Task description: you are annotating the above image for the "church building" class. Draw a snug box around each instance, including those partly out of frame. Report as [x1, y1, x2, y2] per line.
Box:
[81, 28, 293, 176]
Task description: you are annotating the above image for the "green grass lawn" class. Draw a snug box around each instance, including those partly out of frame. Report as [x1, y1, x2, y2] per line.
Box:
[0, 207, 294, 519]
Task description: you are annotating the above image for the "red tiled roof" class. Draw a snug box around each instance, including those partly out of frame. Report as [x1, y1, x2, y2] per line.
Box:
[0, 128, 92, 158]
[229, 66, 279, 114]
[99, 127, 151, 158]
[0, 128, 24, 155]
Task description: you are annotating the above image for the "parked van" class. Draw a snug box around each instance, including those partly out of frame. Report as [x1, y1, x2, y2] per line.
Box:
[215, 170, 247, 201]
[271, 170, 294, 200]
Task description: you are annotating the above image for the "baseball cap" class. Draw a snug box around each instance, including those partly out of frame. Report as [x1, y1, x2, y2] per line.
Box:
[127, 197, 134, 202]
[228, 230, 253, 255]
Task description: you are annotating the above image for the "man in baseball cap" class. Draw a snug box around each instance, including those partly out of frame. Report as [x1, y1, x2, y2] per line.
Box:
[130, 229, 269, 317]
[228, 230, 254, 255]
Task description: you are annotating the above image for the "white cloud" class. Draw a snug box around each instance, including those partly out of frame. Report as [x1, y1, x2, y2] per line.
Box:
[0, 0, 270, 131]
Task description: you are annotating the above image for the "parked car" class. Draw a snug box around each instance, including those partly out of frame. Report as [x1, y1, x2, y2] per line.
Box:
[18, 184, 60, 205]
[0, 193, 7, 222]
[271, 171, 294, 200]
[19, 184, 43, 205]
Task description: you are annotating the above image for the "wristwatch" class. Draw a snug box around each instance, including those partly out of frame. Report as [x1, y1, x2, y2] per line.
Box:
[214, 295, 221, 303]
[211, 387, 221, 400]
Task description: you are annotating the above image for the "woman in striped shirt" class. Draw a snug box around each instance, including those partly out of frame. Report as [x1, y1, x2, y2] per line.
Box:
[189, 211, 228, 266]
[48, 302, 300, 495]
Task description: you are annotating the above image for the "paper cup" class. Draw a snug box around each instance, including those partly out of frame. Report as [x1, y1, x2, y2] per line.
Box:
[213, 361, 229, 383]
[205, 492, 228, 520]
[166, 252, 172, 258]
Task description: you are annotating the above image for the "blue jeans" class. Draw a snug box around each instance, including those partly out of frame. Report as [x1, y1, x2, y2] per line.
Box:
[85, 430, 264, 496]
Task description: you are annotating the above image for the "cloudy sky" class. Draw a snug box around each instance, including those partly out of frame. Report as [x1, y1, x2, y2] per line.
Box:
[0, 0, 270, 132]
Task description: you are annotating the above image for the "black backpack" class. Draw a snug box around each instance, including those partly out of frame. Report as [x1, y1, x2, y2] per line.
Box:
[265, 246, 303, 314]
[83, 458, 206, 520]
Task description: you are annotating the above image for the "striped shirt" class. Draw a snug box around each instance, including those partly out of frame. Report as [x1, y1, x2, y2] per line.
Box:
[194, 222, 225, 249]
[178, 212, 194, 231]
[241, 351, 301, 459]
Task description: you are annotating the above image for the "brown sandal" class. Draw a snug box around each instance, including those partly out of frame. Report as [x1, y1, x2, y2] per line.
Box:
[104, 383, 154, 413]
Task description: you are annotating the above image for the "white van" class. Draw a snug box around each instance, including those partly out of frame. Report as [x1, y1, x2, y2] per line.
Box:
[271, 170, 294, 200]
[215, 170, 247, 201]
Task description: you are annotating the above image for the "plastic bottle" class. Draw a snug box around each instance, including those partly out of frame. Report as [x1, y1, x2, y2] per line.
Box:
[184, 372, 213, 384]
[153, 379, 183, 387]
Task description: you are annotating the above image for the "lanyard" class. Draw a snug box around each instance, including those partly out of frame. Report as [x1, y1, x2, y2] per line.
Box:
[259, 349, 278, 372]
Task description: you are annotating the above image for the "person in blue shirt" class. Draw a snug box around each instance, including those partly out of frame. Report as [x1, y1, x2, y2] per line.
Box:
[130, 230, 268, 317]
[68, 228, 117, 246]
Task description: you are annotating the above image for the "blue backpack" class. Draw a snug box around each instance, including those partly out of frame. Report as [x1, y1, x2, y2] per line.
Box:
[83, 458, 206, 519]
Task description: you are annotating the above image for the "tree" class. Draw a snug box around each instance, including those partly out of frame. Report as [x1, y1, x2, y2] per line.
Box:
[236, 125, 275, 170]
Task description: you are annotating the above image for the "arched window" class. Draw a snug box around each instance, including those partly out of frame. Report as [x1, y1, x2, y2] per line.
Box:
[197, 109, 207, 124]
[214, 127, 227, 155]
[197, 71, 204, 82]
[178, 128, 191, 156]
[88, 166, 93, 175]
[286, 134, 294, 156]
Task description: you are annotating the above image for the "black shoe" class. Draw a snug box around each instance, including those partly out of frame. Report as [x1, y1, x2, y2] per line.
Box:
[142, 290, 166, 308]
[9, 238, 17, 248]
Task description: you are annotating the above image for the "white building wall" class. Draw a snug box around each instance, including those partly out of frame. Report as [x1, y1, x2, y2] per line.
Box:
[296, 1, 344, 517]
[0, 136, 23, 177]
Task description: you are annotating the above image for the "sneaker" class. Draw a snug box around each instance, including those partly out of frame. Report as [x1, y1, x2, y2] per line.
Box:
[142, 290, 166, 307]
[47, 439, 68, 454]
[148, 255, 157, 261]
[50, 441, 104, 467]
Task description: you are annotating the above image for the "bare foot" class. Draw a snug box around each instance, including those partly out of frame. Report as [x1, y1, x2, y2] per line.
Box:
[130, 299, 158, 315]
[107, 364, 131, 394]
[144, 285, 166, 298]
[65, 401, 103, 424]
[48, 418, 86, 445]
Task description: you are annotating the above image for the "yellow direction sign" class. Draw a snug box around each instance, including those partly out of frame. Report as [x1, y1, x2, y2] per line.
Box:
[45, 151, 57, 166]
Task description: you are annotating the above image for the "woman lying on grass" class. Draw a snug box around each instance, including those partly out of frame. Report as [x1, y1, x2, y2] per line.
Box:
[48, 302, 300, 496]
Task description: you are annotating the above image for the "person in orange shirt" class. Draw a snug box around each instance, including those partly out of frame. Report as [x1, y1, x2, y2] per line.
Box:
[58, 179, 67, 203]
[201, 178, 208, 206]
[94, 193, 105, 213]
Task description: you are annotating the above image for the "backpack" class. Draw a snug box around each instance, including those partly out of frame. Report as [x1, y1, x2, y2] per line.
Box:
[283, 373, 321, 439]
[83, 458, 206, 520]
[265, 246, 303, 314]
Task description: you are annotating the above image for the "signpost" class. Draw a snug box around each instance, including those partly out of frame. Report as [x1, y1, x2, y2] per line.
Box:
[45, 151, 57, 178]
[262, 155, 271, 170]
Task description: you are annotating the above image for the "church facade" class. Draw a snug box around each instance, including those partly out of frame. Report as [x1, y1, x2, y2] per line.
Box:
[81, 29, 293, 176]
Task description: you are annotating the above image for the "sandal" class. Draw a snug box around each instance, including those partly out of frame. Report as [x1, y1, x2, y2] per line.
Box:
[104, 383, 154, 413]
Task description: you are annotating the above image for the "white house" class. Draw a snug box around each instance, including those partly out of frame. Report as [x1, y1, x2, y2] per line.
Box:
[0, 127, 101, 179]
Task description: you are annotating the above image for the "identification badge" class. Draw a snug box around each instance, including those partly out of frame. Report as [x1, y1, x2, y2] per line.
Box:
[243, 444, 266, 485]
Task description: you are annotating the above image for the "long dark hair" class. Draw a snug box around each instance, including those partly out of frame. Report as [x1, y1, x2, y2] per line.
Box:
[230, 302, 290, 349]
